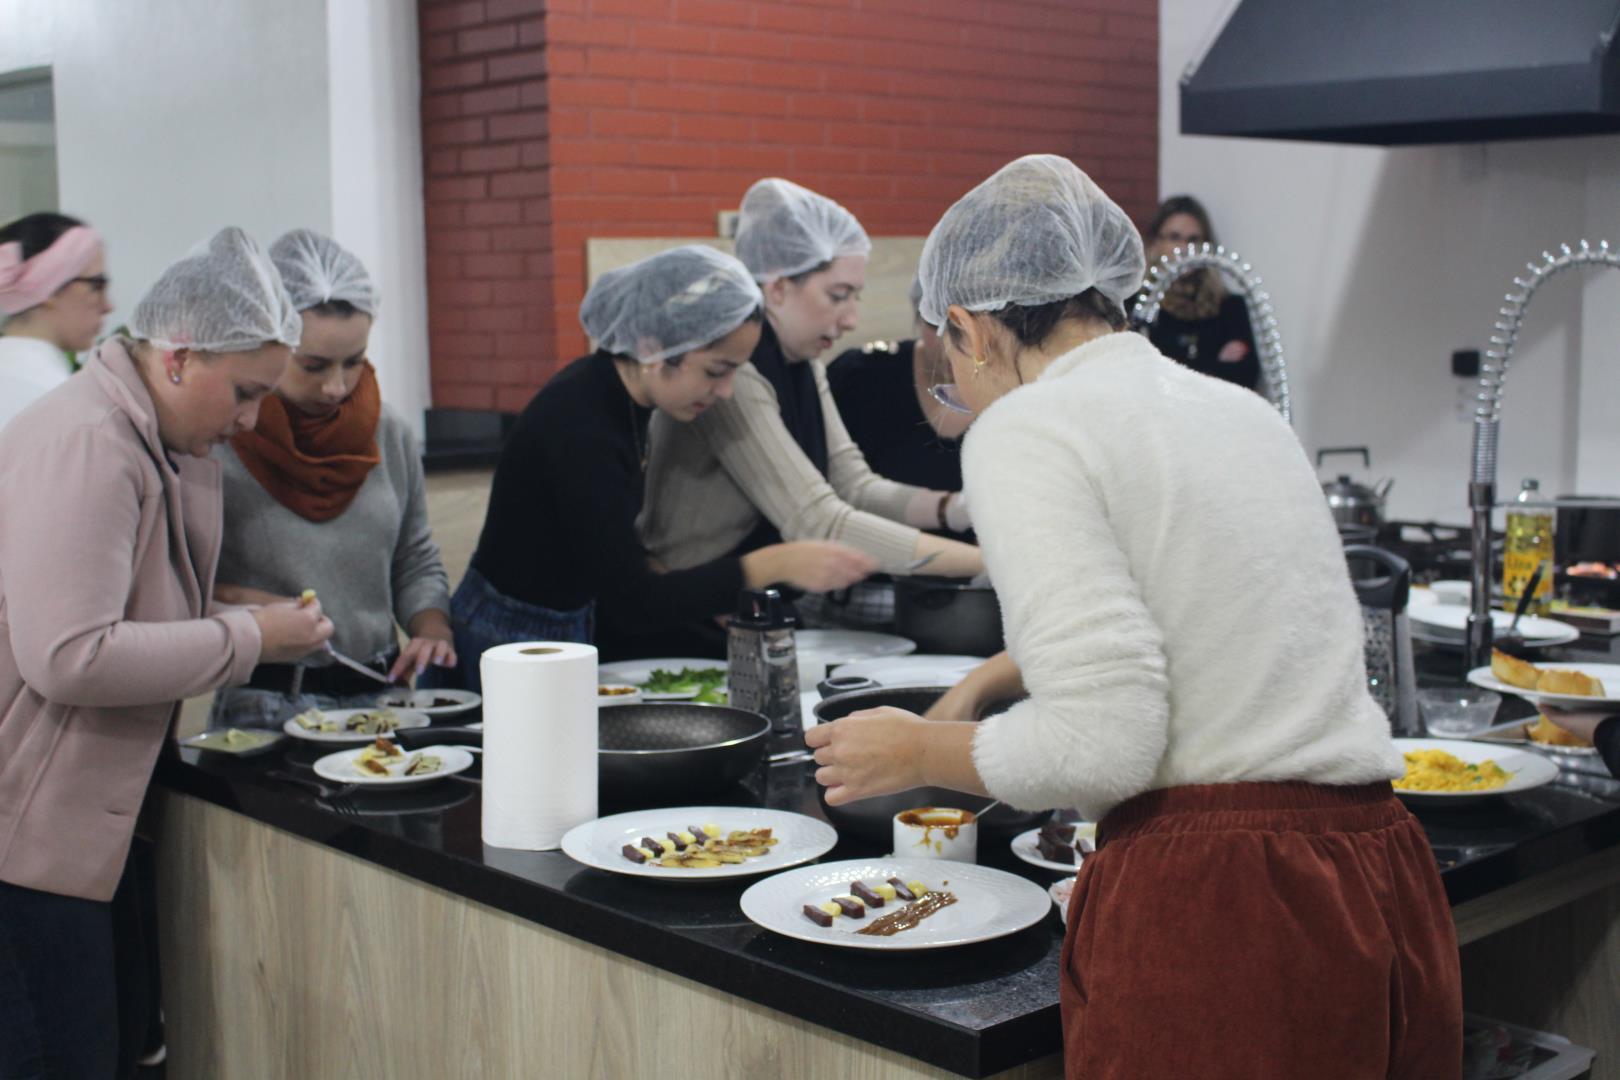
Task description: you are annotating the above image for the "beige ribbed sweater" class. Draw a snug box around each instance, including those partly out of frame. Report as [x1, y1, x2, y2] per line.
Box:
[638, 360, 925, 573]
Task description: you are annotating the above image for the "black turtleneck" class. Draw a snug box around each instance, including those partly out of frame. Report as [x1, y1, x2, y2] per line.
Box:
[471, 352, 743, 644]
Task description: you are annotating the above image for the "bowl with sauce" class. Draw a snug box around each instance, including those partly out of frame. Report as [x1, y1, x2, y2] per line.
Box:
[893, 806, 977, 862]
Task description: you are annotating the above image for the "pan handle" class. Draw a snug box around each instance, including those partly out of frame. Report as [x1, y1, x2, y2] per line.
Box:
[817, 675, 880, 700]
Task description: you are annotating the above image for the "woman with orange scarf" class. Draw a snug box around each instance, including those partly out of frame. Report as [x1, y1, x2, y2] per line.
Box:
[208, 230, 453, 728]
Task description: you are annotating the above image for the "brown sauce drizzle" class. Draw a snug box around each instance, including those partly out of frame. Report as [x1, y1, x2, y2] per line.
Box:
[856, 890, 958, 936]
[896, 807, 976, 843]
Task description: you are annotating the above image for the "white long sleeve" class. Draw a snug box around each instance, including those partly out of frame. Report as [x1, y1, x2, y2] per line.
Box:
[964, 332, 1401, 821]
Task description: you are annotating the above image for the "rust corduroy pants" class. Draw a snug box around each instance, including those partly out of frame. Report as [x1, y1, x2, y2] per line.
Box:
[1060, 782, 1463, 1079]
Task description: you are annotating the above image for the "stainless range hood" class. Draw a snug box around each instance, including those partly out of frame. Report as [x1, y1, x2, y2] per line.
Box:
[1181, 0, 1620, 145]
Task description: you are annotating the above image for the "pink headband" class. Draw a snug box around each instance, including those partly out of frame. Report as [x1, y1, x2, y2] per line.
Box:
[0, 226, 103, 316]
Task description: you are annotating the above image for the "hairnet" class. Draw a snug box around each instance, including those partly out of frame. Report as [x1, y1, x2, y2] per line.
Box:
[269, 228, 379, 316]
[917, 155, 1145, 331]
[129, 227, 302, 353]
[580, 245, 762, 365]
[734, 178, 871, 283]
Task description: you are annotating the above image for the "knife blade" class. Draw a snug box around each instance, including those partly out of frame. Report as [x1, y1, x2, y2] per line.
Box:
[321, 643, 395, 685]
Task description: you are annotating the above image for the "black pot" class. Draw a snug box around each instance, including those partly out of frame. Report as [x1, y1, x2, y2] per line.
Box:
[893, 575, 1003, 657]
[597, 703, 770, 797]
[810, 686, 1050, 840]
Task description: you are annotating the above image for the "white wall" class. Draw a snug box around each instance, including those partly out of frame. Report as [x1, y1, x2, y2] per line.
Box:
[0, 0, 433, 437]
[328, 0, 432, 437]
[1160, 0, 1617, 525]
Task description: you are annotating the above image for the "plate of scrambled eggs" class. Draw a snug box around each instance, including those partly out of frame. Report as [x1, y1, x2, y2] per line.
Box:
[1390, 739, 1559, 806]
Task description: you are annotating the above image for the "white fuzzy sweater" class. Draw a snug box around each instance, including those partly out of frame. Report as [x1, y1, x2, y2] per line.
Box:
[965, 332, 1401, 821]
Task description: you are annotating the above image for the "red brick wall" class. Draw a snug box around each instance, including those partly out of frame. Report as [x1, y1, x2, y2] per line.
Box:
[419, 0, 1158, 410]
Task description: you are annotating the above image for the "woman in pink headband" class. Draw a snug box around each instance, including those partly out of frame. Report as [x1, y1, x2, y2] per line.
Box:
[0, 212, 112, 431]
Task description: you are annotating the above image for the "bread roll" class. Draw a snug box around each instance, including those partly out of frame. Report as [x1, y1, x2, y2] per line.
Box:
[1527, 714, 1593, 748]
[1491, 649, 1542, 691]
[1535, 668, 1606, 697]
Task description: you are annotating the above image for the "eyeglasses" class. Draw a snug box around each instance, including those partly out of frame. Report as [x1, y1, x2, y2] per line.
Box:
[928, 383, 973, 414]
[67, 274, 110, 294]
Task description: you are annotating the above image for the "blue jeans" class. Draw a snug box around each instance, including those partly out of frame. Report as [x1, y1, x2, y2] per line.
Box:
[441, 568, 594, 693]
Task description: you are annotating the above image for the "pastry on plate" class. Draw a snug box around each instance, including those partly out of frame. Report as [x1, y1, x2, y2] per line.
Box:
[1526, 714, 1593, 748]
[1535, 668, 1606, 697]
[1491, 649, 1542, 691]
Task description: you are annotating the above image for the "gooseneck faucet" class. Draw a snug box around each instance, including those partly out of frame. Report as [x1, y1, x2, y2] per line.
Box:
[1467, 240, 1620, 670]
[1130, 243, 1292, 424]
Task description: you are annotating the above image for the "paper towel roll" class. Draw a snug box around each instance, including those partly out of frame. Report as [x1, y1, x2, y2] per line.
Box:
[480, 641, 598, 850]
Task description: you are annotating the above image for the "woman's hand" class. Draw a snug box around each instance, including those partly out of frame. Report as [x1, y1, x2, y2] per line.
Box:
[252, 598, 334, 663]
[745, 541, 878, 593]
[1539, 707, 1615, 744]
[215, 584, 295, 607]
[924, 680, 983, 724]
[804, 707, 929, 805]
[391, 610, 457, 683]
[1218, 340, 1251, 363]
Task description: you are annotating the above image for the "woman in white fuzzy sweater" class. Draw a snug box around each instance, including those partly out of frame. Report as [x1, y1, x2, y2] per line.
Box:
[805, 156, 1462, 1079]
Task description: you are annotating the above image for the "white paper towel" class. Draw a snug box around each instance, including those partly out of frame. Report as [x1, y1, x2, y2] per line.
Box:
[480, 641, 598, 850]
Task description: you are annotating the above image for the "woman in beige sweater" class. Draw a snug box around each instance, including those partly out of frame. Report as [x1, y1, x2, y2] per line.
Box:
[635, 180, 981, 653]
[0, 228, 332, 1078]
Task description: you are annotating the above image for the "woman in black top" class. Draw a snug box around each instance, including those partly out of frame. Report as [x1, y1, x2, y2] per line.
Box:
[826, 279, 970, 513]
[448, 247, 874, 685]
[1140, 195, 1261, 392]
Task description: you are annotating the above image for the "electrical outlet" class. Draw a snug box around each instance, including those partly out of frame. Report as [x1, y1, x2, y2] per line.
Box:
[1451, 349, 1480, 377]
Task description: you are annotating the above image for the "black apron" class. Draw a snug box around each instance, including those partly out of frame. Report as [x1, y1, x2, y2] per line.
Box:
[734, 320, 830, 555]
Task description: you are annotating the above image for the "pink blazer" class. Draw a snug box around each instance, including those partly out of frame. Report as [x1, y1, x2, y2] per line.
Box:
[0, 338, 261, 901]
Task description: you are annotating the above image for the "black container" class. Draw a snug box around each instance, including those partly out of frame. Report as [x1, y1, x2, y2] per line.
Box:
[893, 576, 1003, 657]
[597, 703, 770, 797]
[810, 686, 1049, 840]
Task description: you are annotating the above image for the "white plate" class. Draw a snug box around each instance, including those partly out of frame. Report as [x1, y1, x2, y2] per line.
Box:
[180, 728, 284, 757]
[282, 708, 432, 745]
[560, 807, 836, 881]
[1408, 606, 1579, 647]
[1049, 878, 1075, 924]
[372, 688, 481, 718]
[1466, 662, 1620, 709]
[598, 658, 727, 701]
[831, 654, 984, 688]
[312, 744, 475, 788]
[1390, 738, 1560, 805]
[797, 630, 916, 666]
[739, 858, 1049, 951]
[1009, 823, 1096, 874]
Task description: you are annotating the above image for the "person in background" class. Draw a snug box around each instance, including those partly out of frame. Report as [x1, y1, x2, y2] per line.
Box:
[806, 156, 1461, 1078]
[0, 227, 331, 1079]
[636, 179, 982, 652]
[814, 277, 971, 628]
[1139, 195, 1261, 391]
[0, 211, 113, 430]
[209, 229, 453, 727]
[453, 246, 874, 681]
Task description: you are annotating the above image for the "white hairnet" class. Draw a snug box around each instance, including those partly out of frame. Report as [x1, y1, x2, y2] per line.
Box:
[734, 178, 872, 283]
[269, 228, 379, 316]
[580, 245, 762, 365]
[917, 155, 1145, 331]
[129, 227, 302, 353]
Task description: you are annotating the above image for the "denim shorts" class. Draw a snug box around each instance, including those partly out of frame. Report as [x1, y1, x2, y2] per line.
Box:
[438, 567, 594, 693]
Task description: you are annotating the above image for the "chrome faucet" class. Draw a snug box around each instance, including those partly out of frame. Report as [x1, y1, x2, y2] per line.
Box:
[1466, 240, 1620, 669]
[1130, 243, 1292, 424]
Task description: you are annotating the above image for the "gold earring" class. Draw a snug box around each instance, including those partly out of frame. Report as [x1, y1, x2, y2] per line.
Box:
[971, 355, 987, 380]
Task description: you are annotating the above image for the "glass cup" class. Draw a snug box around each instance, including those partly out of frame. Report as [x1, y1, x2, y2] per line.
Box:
[1418, 687, 1502, 737]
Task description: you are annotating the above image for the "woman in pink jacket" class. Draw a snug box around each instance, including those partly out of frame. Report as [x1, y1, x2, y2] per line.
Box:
[0, 227, 333, 1079]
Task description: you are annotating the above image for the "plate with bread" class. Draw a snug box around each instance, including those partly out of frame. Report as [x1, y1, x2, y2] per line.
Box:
[1466, 650, 1618, 753]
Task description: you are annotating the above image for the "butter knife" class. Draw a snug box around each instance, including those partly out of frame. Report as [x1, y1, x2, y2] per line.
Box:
[322, 643, 395, 685]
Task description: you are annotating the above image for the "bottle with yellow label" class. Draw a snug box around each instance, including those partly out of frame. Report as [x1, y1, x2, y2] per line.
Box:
[1503, 478, 1554, 615]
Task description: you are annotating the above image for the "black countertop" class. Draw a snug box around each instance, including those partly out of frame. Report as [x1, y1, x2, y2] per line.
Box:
[155, 644, 1620, 1079]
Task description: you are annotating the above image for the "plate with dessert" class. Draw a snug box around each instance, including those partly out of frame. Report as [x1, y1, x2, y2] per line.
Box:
[560, 807, 837, 881]
[283, 707, 431, 744]
[372, 688, 481, 718]
[740, 858, 1050, 950]
[1468, 651, 1620, 710]
[312, 738, 475, 789]
[1011, 820, 1097, 873]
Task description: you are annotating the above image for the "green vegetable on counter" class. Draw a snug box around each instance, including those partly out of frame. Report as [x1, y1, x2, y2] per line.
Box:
[641, 667, 727, 701]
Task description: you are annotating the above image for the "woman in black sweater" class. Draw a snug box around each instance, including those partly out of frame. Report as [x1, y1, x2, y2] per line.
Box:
[448, 247, 874, 686]
[1139, 195, 1261, 392]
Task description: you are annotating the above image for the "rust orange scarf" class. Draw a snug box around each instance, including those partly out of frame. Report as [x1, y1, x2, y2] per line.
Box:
[231, 363, 383, 522]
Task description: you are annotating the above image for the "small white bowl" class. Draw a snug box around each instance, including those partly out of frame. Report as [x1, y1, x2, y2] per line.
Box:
[893, 806, 978, 862]
[597, 684, 643, 707]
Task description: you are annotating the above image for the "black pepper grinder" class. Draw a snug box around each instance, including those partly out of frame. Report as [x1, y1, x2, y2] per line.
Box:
[726, 588, 801, 736]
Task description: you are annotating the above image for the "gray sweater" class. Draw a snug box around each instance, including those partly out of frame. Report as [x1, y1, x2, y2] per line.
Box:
[214, 406, 450, 661]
